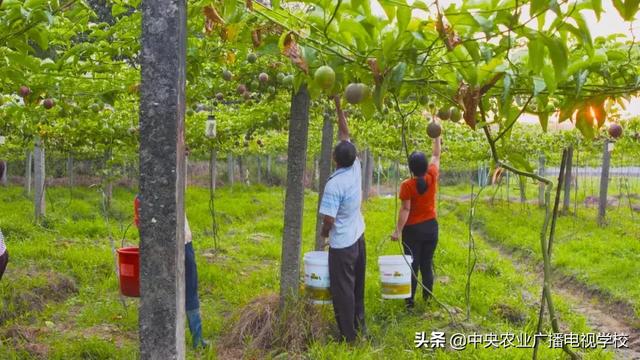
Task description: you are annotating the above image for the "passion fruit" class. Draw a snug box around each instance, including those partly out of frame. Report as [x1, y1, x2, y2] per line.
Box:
[608, 123, 623, 139]
[314, 66, 335, 90]
[427, 121, 442, 138]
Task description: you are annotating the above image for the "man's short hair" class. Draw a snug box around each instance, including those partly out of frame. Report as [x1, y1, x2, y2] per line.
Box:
[333, 140, 357, 168]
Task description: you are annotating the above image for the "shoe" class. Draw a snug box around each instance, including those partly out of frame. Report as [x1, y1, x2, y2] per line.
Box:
[405, 298, 415, 310]
[186, 309, 208, 349]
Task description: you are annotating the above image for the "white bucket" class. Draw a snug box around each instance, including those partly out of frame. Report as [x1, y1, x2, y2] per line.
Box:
[378, 255, 413, 299]
[303, 251, 331, 304]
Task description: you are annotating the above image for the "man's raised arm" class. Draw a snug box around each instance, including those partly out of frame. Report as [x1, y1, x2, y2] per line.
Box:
[334, 95, 350, 142]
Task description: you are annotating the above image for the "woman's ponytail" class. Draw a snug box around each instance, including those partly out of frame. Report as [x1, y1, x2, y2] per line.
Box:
[408, 151, 429, 195]
[416, 176, 428, 195]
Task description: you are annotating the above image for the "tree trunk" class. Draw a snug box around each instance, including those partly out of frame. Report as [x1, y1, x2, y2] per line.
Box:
[280, 84, 310, 305]
[210, 148, 217, 193]
[562, 145, 573, 214]
[538, 155, 546, 207]
[25, 150, 32, 194]
[227, 153, 234, 186]
[598, 140, 612, 226]
[34, 137, 46, 221]
[315, 109, 334, 251]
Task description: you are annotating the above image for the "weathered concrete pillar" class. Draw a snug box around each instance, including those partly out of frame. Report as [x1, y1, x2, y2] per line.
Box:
[227, 153, 234, 186]
[0, 160, 7, 186]
[266, 155, 272, 184]
[280, 84, 310, 305]
[257, 156, 262, 184]
[67, 154, 74, 187]
[34, 137, 46, 221]
[138, 0, 187, 356]
[364, 149, 373, 200]
[25, 150, 32, 194]
[315, 109, 334, 250]
[598, 140, 612, 226]
[562, 145, 574, 213]
[210, 148, 217, 192]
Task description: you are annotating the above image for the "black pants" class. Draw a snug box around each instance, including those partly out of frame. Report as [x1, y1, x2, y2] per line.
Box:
[402, 219, 438, 301]
[0, 251, 8, 281]
[184, 242, 200, 312]
[329, 235, 366, 342]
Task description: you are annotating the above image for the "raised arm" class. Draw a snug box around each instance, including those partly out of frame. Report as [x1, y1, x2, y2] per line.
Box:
[334, 95, 350, 141]
[430, 136, 441, 169]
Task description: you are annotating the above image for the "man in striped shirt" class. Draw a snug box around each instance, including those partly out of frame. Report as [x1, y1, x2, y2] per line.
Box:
[0, 228, 8, 281]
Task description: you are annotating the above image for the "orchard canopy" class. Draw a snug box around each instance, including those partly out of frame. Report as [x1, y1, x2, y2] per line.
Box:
[2, 0, 640, 168]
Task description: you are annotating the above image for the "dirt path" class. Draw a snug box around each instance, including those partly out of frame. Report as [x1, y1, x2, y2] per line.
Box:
[471, 224, 640, 360]
[439, 194, 639, 358]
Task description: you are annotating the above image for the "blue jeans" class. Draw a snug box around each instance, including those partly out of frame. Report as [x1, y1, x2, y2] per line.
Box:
[185, 242, 199, 311]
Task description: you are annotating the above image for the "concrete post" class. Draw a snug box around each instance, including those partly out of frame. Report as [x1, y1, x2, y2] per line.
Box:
[34, 137, 46, 221]
[138, 0, 187, 356]
[598, 140, 612, 226]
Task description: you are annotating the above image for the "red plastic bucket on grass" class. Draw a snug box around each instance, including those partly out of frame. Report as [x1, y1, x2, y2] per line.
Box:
[117, 247, 140, 297]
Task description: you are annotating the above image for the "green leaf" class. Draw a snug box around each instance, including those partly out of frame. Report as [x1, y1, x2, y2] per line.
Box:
[381, 4, 396, 21]
[538, 112, 549, 132]
[27, 25, 48, 50]
[388, 62, 406, 91]
[541, 64, 556, 94]
[592, 0, 603, 20]
[575, 109, 595, 139]
[542, 36, 568, 80]
[397, 2, 411, 33]
[532, 76, 546, 96]
[111, 3, 127, 17]
[612, 0, 640, 21]
[530, 0, 547, 16]
[527, 37, 544, 74]
[507, 151, 534, 173]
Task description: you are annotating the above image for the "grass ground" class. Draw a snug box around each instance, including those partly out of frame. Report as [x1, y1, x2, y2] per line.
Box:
[0, 184, 626, 359]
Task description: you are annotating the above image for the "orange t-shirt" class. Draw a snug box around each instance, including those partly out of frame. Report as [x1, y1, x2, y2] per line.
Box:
[399, 164, 439, 226]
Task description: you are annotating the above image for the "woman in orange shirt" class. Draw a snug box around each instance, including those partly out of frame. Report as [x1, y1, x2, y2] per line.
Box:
[391, 130, 441, 309]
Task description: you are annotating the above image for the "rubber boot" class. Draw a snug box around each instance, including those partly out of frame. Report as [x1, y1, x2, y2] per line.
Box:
[187, 309, 208, 349]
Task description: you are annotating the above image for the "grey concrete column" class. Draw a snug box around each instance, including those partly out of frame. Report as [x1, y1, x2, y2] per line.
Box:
[257, 156, 262, 184]
[210, 148, 217, 192]
[315, 109, 334, 250]
[67, 154, 74, 187]
[598, 140, 612, 226]
[280, 84, 310, 305]
[138, 0, 187, 356]
[25, 150, 32, 194]
[0, 160, 7, 186]
[227, 153, 234, 185]
[34, 137, 46, 221]
[562, 145, 573, 213]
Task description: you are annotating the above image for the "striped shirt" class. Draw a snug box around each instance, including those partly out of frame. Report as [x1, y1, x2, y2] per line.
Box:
[0, 229, 5, 255]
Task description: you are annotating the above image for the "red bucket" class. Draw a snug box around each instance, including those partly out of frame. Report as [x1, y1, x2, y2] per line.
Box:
[117, 247, 140, 297]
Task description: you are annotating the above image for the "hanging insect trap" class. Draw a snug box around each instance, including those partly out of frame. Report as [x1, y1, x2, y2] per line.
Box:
[205, 115, 217, 139]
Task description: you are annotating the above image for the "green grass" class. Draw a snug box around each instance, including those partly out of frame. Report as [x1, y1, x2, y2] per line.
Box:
[0, 185, 620, 359]
[464, 199, 640, 320]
